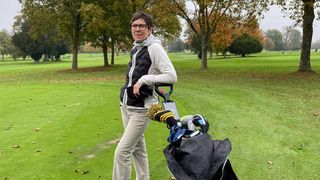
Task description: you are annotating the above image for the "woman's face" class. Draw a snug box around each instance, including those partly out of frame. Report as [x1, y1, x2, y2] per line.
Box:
[131, 18, 152, 42]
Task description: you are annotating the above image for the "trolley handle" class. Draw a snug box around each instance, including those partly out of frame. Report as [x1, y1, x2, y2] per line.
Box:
[155, 83, 174, 102]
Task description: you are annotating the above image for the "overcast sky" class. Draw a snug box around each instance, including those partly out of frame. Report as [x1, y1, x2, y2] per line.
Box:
[259, 5, 320, 42]
[0, 0, 21, 32]
[0, 1, 319, 42]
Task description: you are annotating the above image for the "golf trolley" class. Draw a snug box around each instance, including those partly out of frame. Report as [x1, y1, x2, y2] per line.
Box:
[154, 83, 238, 180]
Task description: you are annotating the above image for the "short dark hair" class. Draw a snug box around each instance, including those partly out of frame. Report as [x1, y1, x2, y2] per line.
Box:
[131, 11, 153, 28]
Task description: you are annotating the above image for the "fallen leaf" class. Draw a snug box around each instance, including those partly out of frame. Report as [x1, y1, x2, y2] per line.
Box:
[13, 145, 20, 148]
[35, 149, 41, 152]
[82, 170, 89, 175]
[35, 128, 40, 132]
[267, 161, 273, 165]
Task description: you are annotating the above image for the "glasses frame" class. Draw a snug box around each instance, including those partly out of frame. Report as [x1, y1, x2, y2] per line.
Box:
[131, 24, 149, 30]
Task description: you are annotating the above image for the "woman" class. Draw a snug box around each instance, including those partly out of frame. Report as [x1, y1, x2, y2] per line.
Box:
[113, 12, 177, 180]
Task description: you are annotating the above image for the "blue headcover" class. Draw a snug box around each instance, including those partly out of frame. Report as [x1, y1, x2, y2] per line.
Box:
[167, 125, 186, 143]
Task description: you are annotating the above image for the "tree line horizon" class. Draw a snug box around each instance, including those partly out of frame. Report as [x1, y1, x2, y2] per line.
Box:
[0, 0, 319, 73]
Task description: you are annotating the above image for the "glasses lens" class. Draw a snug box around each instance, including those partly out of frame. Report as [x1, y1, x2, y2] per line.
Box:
[131, 24, 147, 30]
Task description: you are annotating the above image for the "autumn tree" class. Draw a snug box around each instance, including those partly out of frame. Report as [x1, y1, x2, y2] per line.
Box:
[167, 0, 269, 70]
[211, 15, 234, 57]
[211, 16, 264, 57]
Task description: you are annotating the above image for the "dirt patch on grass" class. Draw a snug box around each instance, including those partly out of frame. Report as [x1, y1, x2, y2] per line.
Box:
[312, 110, 320, 117]
[82, 138, 120, 159]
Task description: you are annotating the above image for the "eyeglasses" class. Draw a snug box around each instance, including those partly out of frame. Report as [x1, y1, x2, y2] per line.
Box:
[131, 24, 148, 30]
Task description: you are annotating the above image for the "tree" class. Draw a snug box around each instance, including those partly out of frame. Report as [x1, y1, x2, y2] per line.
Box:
[264, 37, 275, 50]
[311, 39, 320, 50]
[211, 16, 264, 57]
[126, 0, 181, 44]
[12, 20, 43, 62]
[167, 0, 269, 70]
[265, 29, 284, 51]
[143, 1, 181, 41]
[272, 0, 320, 72]
[229, 33, 263, 57]
[0, 30, 13, 60]
[11, 46, 27, 60]
[82, 0, 131, 66]
[168, 38, 185, 52]
[19, 0, 88, 69]
[287, 29, 302, 50]
[210, 15, 234, 57]
[12, 16, 69, 62]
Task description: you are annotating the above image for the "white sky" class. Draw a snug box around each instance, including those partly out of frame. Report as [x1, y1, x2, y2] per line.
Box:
[259, 5, 320, 42]
[0, 1, 319, 42]
[0, 0, 21, 32]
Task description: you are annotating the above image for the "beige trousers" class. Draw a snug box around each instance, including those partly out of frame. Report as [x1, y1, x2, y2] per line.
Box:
[113, 107, 150, 180]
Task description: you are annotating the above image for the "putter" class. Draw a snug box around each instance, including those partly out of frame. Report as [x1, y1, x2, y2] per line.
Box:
[155, 83, 180, 120]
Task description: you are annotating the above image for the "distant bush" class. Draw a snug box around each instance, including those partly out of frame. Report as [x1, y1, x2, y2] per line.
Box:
[228, 34, 263, 57]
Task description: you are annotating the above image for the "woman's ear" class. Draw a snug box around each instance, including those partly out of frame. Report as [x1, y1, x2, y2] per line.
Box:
[149, 27, 153, 33]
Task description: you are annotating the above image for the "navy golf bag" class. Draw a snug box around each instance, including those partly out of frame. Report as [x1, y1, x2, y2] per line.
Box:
[155, 84, 238, 180]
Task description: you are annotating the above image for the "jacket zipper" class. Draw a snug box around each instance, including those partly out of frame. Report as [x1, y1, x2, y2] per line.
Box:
[124, 48, 139, 107]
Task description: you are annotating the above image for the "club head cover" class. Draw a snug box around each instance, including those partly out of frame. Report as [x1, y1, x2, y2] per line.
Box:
[193, 114, 209, 133]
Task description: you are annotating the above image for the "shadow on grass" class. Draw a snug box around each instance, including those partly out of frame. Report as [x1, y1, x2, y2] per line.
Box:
[0, 59, 70, 66]
[58, 65, 127, 74]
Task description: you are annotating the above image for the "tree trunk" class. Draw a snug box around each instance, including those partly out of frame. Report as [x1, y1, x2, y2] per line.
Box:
[200, 33, 208, 70]
[43, 54, 49, 62]
[72, 12, 81, 70]
[102, 41, 109, 67]
[72, 40, 78, 70]
[299, 0, 314, 72]
[116, 45, 120, 56]
[209, 47, 213, 59]
[111, 37, 115, 65]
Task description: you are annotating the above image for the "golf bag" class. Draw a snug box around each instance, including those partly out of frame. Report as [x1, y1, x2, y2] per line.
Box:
[155, 84, 238, 180]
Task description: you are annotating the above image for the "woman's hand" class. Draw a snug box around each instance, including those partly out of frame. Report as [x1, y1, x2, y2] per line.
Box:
[133, 81, 142, 97]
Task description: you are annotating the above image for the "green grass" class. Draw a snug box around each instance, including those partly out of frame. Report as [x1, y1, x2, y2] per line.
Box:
[1, 51, 320, 179]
